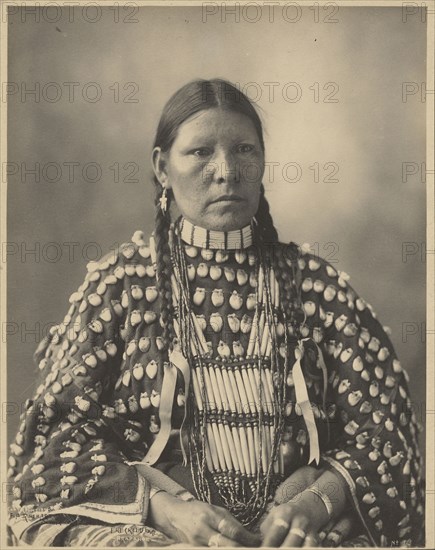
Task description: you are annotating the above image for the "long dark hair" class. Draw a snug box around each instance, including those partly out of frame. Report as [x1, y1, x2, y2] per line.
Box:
[152, 78, 297, 354]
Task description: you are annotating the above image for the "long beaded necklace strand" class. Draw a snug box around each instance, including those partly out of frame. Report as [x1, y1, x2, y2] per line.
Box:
[169, 220, 304, 527]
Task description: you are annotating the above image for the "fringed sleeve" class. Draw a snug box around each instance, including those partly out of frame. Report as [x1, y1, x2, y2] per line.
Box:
[300, 252, 425, 547]
[7, 243, 154, 543]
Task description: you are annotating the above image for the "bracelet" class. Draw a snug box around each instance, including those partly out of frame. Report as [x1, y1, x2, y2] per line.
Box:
[304, 486, 334, 521]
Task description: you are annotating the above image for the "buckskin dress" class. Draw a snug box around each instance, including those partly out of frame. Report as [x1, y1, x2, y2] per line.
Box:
[7, 219, 425, 547]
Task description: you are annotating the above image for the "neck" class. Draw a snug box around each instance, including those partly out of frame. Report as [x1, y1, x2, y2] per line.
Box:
[178, 217, 254, 250]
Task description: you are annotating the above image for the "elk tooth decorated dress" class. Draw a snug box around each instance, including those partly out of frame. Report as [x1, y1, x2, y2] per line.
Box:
[8, 219, 424, 547]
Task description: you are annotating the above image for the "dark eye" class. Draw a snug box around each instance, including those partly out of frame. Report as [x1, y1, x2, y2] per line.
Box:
[236, 143, 255, 154]
[191, 148, 212, 158]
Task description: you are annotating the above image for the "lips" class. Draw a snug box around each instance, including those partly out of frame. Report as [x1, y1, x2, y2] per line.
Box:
[211, 195, 244, 203]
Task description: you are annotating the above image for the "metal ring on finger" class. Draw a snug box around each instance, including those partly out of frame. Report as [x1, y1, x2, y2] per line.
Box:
[272, 518, 291, 530]
[289, 527, 307, 539]
[217, 518, 226, 533]
[208, 533, 221, 547]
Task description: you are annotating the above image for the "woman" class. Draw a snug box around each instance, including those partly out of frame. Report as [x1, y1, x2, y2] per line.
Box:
[8, 79, 424, 547]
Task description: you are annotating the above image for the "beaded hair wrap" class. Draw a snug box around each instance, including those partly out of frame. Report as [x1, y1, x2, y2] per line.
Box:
[168, 218, 307, 527]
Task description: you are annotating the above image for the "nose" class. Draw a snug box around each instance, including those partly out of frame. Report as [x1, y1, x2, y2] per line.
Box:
[211, 148, 240, 184]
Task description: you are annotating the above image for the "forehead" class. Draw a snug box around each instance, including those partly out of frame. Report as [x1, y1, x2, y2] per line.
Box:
[173, 108, 260, 146]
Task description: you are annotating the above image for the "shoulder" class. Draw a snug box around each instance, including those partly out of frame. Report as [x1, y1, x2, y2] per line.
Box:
[66, 230, 156, 306]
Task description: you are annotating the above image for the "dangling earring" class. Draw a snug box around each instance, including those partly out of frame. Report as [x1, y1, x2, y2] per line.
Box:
[160, 187, 168, 214]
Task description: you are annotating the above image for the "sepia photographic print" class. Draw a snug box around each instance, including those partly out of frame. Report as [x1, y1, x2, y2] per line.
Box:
[1, 1, 434, 547]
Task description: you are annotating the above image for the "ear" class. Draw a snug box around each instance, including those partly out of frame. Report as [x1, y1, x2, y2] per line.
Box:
[152, 147, 172, 190]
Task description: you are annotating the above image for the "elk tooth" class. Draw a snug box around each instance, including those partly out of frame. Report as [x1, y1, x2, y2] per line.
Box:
[177, 391, 186, 407]
[246, 293, 256, 311]
[131, 286, 143, 300]
[363, 492, 376, 505]
[155, 337, 164, 351]
[229, 291, 243, 310]
[227, 314, 240, 333]
[197, 263, 209, 277]
[150, 415, 160, 433]
[105, 341, 117, 357]
[187, 264, 196, 281]
[232, 341, 244, 358]
[217, 249, 231, 264]
[185, 245, 198, 258]
[138, 337, 150, 352]
[209, 265, 222, 280]
[89, 320, 103, 334]
[88, 293, 102, 307]
[324, 312, 334, 328]
[140, 392, 150, 409]
[128, 395, 139, 414]
[144, 311, 157, 324]
[249, 272, 257, 288]
[323, 285, 337, 302]
[385, 418, 394, 431]
[303, 301, 316, 317]
[130, 310, 142, 327]
[301, 278, 313, 293]
[146, 360, 158, 379]
[240, 314, 252, 334]
[334, 314, 347, 331]
[347, 390, 362, 406]
[35, 493, 48, 502]
[368, 450, 380, 461]
[211, 289, 224, 307]
[31, 464, 45, 475]
[313, 279, 325, 293]
[387, 487, 398, 498]
[338, 379, 350, 394]
[151, 390, 160, 408]
[195, 315, 207, 331]
[340, 348, 353, 363]
[210, 313, 223, 332]
[193, 288, 206, 306]
[132, 364, 144, 381]
[373, 366, 383, 380]
[344, 420, 359, 436]
[236, 269, 248, 285]
[146, 264, 156, 277]
[92, 465, 106, 476]
[359, 401, 372, 414]
[389, 452, 404, 467]
[126, 340, 137, 356]
[224, 267, 235, 281]
[218, 341, 231, 358]
[122, 370, 131, 387]
[61, 462, 77, 474]
[235, 250, 246, 264]
[138, 245, 150, 258]
[356, 476, 370, 488]
[352, 356, 364, 372]
[372, 410, 384, 424]
[360, 369, 370, 382]
[393, 359, 402, 373]
[72, 365, 87, 376]
[111, 300, 123, 317]
[61, 475, 78, 486]
[201, 249, 214, 261]
[356, 432, 369, 445]
[74, 396, 91, 412]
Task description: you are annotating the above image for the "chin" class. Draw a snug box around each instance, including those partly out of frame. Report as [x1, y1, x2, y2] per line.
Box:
[208, 214, 252, 232]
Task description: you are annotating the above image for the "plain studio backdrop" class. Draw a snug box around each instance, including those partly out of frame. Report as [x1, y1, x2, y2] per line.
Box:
[6, 5, 426, 459]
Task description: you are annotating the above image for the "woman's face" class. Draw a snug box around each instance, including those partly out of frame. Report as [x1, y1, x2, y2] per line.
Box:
[153, 108, 265, 231]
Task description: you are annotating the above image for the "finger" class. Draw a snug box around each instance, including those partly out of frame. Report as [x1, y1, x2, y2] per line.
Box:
[216, 515, 261, 547]
[206, 530, 241, 548]
[262, 515, 292, 547]
[324, 514, 353, 546]
[303, 531, 320, 547]
[281, 515, 310, 548]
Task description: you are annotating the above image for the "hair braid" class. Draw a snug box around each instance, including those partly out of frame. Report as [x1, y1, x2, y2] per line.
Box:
[254, 184, 302, 333]
[154, 185, 175, 355]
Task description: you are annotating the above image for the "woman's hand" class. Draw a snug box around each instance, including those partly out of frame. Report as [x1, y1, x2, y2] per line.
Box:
[148, 491, 261, 547]
[260, 500, 322, 547]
